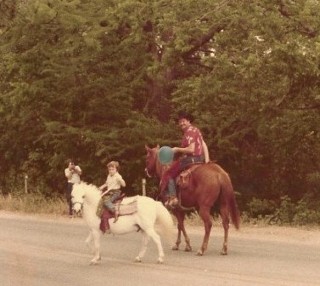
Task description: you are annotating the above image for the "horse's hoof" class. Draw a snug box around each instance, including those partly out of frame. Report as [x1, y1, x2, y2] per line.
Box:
[196, 250, 204, 256]
[89, 259, 100, 265]
[171, 245, 179, 251]
[134, 256, 142, 263]
[220, 250, 228, 255]
[157, 257, 164, 264]
[184, 246, 192, 252]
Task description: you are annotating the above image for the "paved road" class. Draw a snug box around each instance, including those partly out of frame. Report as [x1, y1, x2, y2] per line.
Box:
[0, 212, 319, 286]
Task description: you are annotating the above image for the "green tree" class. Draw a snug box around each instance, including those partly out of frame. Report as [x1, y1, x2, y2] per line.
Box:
[0, 0, 319, 215]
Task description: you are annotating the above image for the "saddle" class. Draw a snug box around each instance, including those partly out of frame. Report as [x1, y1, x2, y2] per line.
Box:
[99, 195, 138, 233]
[176, 163, 202, 189]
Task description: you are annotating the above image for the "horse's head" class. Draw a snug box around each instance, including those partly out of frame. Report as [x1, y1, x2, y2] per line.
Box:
[145, 144, 160, 178]
[71, 182, 86, 214]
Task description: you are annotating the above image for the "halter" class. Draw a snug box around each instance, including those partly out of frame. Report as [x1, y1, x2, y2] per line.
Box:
[145, 167, 153, 178]
[72, 200, 84, 212]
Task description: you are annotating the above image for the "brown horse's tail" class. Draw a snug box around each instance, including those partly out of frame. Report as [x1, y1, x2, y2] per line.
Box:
[221, 174, 240, 230]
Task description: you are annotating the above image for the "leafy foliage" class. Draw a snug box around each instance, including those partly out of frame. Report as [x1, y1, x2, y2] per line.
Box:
[0, 0, 319, 220]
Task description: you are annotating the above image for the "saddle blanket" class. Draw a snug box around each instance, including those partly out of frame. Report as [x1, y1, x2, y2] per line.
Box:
[116, 197, 138, 215]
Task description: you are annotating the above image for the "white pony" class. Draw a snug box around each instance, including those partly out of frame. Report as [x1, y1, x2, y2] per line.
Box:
[71, 182, 174, 265]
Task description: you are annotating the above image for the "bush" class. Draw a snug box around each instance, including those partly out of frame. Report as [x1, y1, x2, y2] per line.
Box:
[247, 197, 276, 218]
[293, 198, 320, 225]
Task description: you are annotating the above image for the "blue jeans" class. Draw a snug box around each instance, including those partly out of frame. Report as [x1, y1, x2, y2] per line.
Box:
[103, 190, 121, 212]
[167, 156, 204, 197]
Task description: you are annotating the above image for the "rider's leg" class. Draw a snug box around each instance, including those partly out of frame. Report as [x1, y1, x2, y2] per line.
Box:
[103, 200, 118, 222]
[160, 161, 181, 205]
[168, 179, 178, 206]
[104, 191, 120, 222]
[66, 183, 73, 216]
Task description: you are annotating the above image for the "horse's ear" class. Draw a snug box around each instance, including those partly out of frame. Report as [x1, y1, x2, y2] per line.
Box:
[145, 145, 150, 151]
[156, 144, 160, 149]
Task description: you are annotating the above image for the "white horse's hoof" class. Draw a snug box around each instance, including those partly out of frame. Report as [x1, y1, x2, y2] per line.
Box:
[90, 259, 100, 265]
[157, 257, 164, 264]
[134, 256, 142, 263]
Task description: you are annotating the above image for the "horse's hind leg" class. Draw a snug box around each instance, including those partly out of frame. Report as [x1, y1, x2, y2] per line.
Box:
[135, 231, 150, 263]
[145, 228, 165, 264]
[197, 206, 212, 256]
[219, 203, 230, 255]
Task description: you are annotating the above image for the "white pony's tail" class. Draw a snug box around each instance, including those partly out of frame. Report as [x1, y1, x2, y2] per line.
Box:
[155, 202, 175, 243]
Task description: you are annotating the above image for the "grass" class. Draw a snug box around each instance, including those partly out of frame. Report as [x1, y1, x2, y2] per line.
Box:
[0, 193, 68, 216]
[1, 192, 319, 228]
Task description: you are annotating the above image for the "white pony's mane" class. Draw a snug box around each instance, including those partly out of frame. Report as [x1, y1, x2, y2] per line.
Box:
[76, 181, 102, 203]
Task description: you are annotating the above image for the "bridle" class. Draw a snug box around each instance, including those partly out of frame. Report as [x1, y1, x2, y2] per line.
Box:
[145, 148, 172, 179]
[145, 149, 157, 178]
[145, 167, 153, 178]
[72, 198, 84, 213]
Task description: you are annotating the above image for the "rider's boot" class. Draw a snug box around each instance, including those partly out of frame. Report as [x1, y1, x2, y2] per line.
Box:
[169, 196, 178, 207]
[167, 179, 178, 207]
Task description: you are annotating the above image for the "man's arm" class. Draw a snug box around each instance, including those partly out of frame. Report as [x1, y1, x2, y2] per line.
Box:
[172, 142, 195, 155]
[202, 140, 210, 163]
[99, 183, 108, 191]
[74, 166, 82, 175]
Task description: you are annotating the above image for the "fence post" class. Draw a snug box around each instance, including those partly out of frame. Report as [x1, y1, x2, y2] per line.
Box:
[142, 178, 146, 196]
[24, 174, 28, 194]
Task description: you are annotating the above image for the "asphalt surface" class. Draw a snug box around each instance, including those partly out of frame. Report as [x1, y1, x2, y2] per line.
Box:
[0, 212, 319, 286]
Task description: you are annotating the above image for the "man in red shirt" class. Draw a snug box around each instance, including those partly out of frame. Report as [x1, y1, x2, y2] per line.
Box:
[160, 111, 210, 207]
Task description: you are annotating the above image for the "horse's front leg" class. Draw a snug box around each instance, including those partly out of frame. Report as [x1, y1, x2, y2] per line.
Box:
[173, 210, 192, 252]
[197, 207, 212, 256]
[89, 229, 102, 265]
[85, 231, 94, 252]
[172, 228, 181, 251]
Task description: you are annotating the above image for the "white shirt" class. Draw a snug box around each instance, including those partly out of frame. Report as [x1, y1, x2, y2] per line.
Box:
[104, 172, 125, 190]
[65, 166, 82, 184]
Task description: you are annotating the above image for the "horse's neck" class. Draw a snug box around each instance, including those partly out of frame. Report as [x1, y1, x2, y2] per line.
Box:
[85, 188, 101, 208]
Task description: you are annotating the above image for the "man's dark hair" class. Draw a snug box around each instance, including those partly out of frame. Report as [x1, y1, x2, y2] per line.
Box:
[177, 111, 194, 123]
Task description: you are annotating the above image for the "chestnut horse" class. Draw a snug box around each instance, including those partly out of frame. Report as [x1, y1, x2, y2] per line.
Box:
[145, 145, 240, 255]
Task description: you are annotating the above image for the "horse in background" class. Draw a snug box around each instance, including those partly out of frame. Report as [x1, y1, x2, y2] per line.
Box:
[71, 182, 174, 264]
[145, 145, 240, 256]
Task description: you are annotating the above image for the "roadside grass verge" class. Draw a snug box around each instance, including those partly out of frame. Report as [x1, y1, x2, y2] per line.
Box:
[0, 193, 67, 216]
[1, 192, 320, 227]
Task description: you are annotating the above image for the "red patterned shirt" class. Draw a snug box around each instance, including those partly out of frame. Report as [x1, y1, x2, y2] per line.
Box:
[181, 125, 204, 156]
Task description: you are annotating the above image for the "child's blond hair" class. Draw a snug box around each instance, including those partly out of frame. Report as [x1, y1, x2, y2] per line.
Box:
[107, 161, 120, 170]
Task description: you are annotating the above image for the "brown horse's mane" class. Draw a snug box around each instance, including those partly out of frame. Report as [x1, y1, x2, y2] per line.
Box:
[146, 145, 172, 179]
